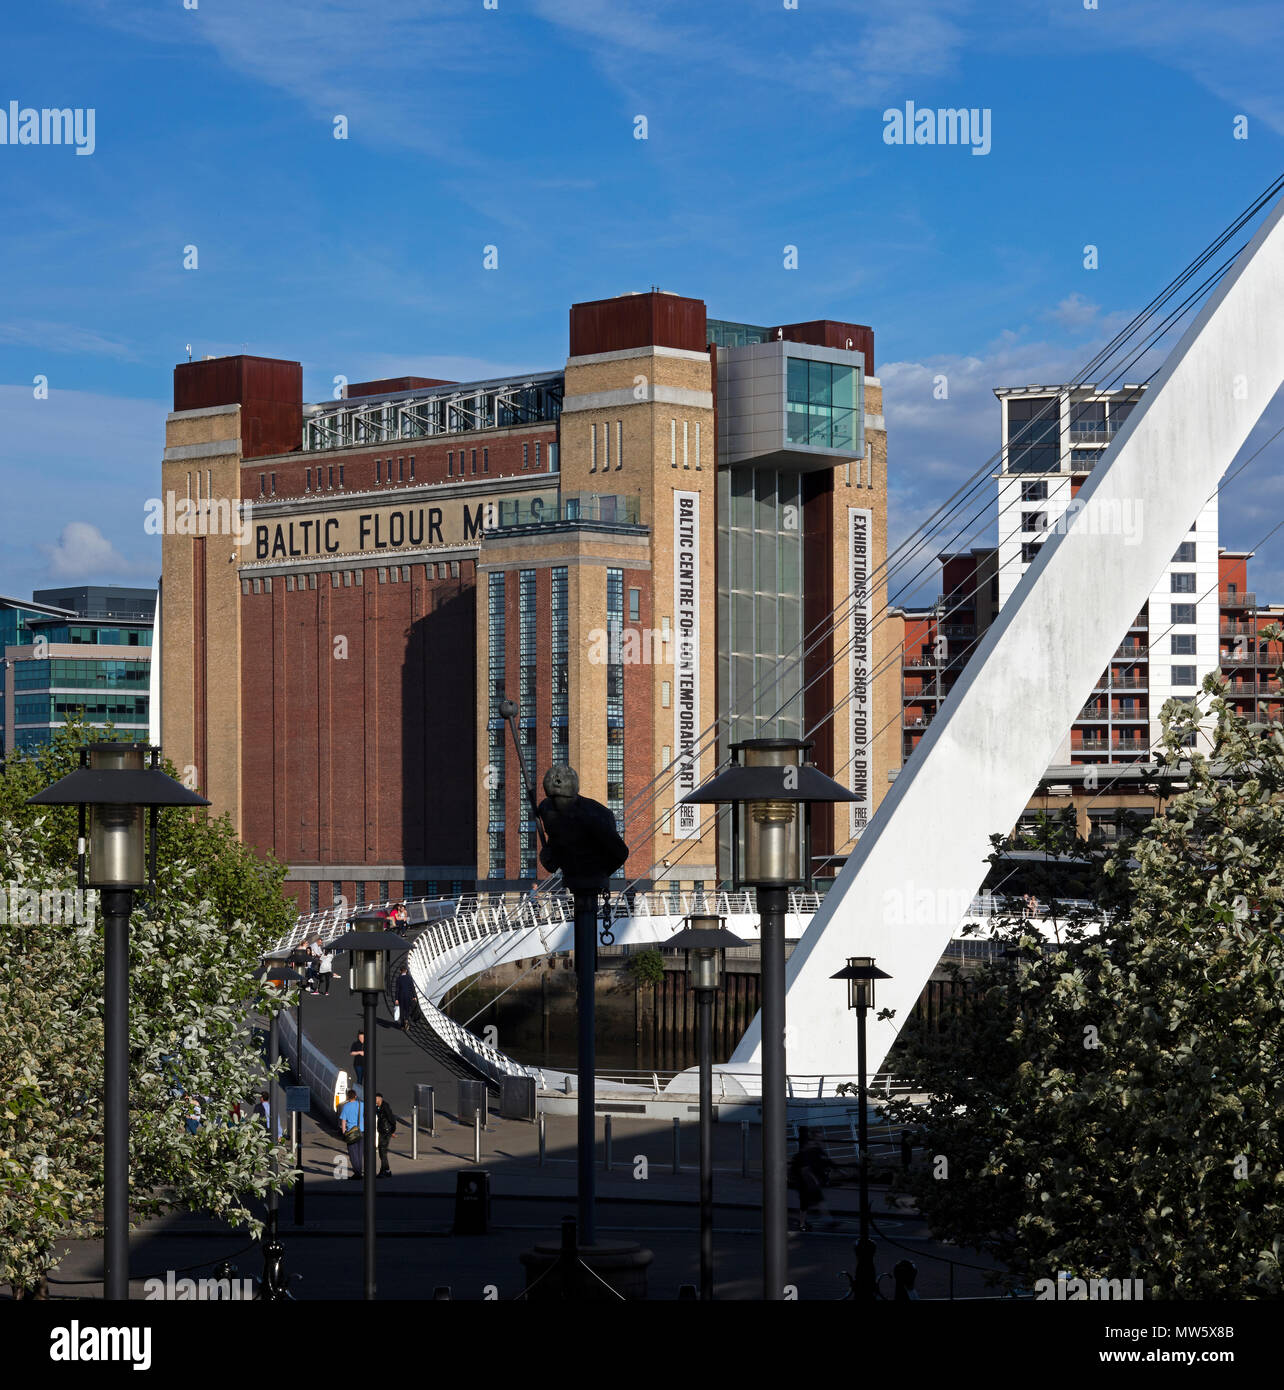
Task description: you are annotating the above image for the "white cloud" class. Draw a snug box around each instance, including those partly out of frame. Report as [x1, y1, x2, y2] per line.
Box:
[0, 321, 135, 360]
[0, 385, 163, 596]
[40, 521, 149, 581]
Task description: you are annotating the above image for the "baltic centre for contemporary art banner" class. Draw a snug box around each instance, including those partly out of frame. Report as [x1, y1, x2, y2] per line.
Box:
[848, 507, 873, 840]
[673, 490, 701, 839]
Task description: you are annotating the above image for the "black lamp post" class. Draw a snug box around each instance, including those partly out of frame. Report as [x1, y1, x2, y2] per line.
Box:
[327, 912, 407, 1300]
[830, 956, 891, 1301]
[27, 742, 209, 1300]
[666, 911, 747, 1300]
[681, 737, 855, 1302]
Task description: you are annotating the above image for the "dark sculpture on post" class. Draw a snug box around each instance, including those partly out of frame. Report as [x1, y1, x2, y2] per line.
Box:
[537, 765, 629, 893]
[536, 763, 627, 1251]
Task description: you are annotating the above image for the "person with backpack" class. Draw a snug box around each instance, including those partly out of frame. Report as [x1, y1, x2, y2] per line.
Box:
[339, 1088, 364, 1178]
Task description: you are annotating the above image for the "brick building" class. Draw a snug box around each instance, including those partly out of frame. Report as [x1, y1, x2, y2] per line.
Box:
[159, 292, 898, 910]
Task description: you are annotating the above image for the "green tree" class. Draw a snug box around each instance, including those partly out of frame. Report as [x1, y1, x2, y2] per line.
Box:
[625, 947, 666, 988]
[0, 723, 296, 1298]
[885, 642, 1284, 1299]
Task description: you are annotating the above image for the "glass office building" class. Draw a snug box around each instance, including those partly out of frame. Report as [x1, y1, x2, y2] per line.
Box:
[0, 587, 154, 757]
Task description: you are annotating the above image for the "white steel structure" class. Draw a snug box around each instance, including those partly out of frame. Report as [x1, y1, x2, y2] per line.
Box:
[732, 193, 1284, 1078]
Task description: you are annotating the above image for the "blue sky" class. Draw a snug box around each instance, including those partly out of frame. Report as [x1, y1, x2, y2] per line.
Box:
[3, 0, 1284, 602]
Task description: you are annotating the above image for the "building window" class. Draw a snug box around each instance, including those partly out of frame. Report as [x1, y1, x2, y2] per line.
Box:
[670, 419, 677, 468]
[591, 424, 598, 472]
[356, 882, 366, 907]
[1173, 541, 1196, 563]
[629, 587, 640, 622]
[618, 420, 624, 470]
[1172, 634, 1197, 655]
[604, 421, 610, 470]
[519, 570, 538, 878]
[692, 420, 698, 470]
[1006, 396, 1060, 473]
[309, 573, 317, 589]
[306, 467, 312, 491]
[661, 681, 671, 707]
[606, 568, 624, 821]
[376, 459, 382, 483]
[549, 442, 558, 473]
[786, 357, 860, 450]
[1171, 603, 1196, 625]
[487, 571, 507, 879]
[259, 474, 266, 495]
[451, 561, 459, 578]
[252, 579, 261, 594]
[1021, 511, 1046, 532]
[535, 441, 541, 469]
[683, 420, 689, 469]
[471, 449, 477, 474]
[409, 456, 415, 480]
[483, 447, 489, 473]
[398, 457, 404, 482]
[1021, 541, 1043, 563]
[1020, 479, 1048, 501]
[309, 882, 319, 913]
[552, 566, 569, 769]
[339, 465, 344, 487]
[332, 880, 342, 906]
[522, 442, 529, 468]
[1172, 665, 1197, 686]
[448, 451, 454, 476]
[328, 465, 335, 488]
[1171, 572, 1196, 593]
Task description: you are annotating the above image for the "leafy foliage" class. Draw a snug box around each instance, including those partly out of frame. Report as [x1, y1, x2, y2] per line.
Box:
[884, 642, 1284, 1299]
[0, 722, 296, 1297]
[625, 947, 666, 988]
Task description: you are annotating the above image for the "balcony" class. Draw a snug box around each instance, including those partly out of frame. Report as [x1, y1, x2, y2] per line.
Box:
[1220, 621, 1256, 637]
[1220, 592, 1257, 608]
[1095, 675, 1148, 690]
[1114, 644, 1148, 660]
[1114, 738, 1149, 752]
[1069, 421, 1116, 442]
[942, 625, 976, 640]
[904, 715, 934, 730]
[1076, 705, 1109, 721]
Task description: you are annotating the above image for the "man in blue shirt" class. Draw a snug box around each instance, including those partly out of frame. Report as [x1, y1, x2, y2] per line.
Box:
[339, 1089, 364, 1178]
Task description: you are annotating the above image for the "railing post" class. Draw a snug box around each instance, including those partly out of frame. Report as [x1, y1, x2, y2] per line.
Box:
[412, 1104, 418, 1161]
[473, 1108, 481, 1164]
[741, 1120, 750, 1178]
[672, 1116, 681, 1174]
[538, 1110, 547, 1166]
[604, 1113, 613, 1171]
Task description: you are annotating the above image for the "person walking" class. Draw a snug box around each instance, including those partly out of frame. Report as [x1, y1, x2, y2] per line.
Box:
[790, 1126, 836, 1231]
[350, 1031, 365, 1086]
[305, 937, 322, 993]
[374, 1092, 396, 1177]
[317, 945, 334, 996]
[394, 964, 414, 1031]
[339, 1088, 364, 1179]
